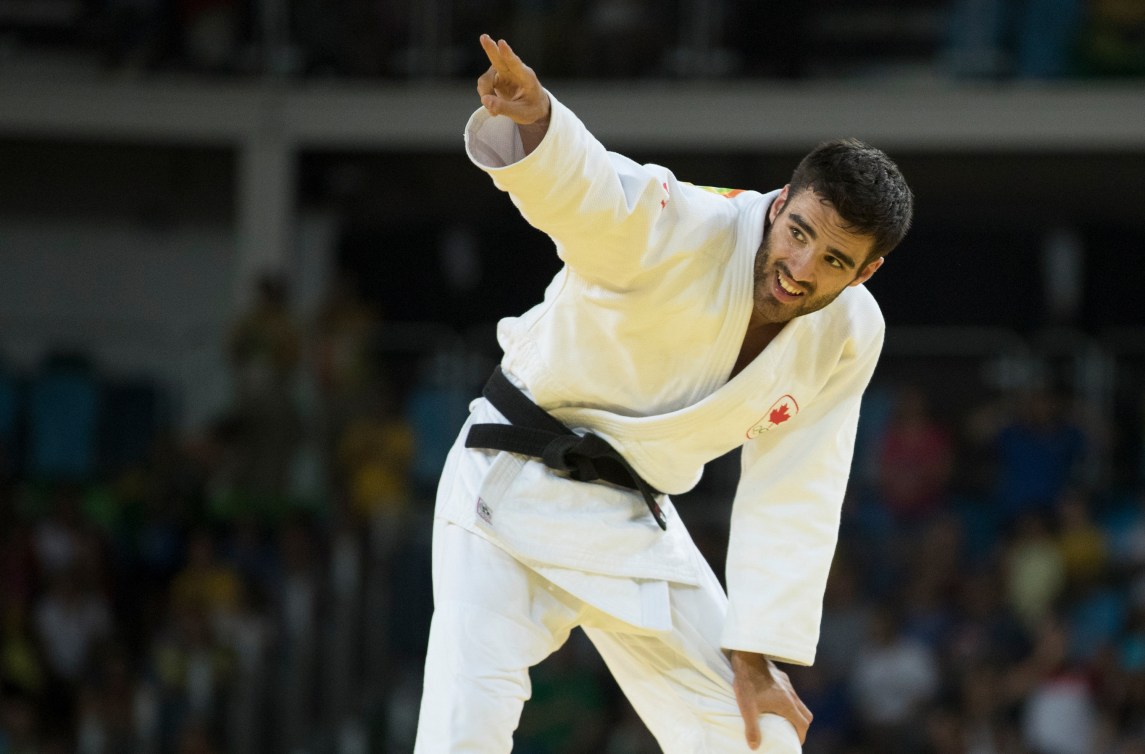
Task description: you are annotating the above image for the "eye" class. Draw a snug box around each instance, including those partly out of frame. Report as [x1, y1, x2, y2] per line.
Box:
[790, 227, 805, 242]
[826, 256, 844, 269]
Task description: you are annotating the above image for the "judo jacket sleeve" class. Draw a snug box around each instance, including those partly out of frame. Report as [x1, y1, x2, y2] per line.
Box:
[465, 91, 737, 291]
[721, 313, 885, 667]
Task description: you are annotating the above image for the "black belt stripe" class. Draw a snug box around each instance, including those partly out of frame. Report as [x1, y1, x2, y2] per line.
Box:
[465, 367, 668, 531]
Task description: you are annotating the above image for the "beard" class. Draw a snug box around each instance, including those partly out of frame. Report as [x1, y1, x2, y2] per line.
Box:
[750, 223, 850, 325]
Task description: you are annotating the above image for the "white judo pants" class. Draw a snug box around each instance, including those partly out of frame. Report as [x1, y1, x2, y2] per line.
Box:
[413, 518, 801, 753]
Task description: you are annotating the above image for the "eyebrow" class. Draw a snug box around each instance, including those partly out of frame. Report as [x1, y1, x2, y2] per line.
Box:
[789, 213, 858, 270]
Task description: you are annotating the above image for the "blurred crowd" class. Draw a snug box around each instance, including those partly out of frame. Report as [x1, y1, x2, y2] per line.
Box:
[2, 1, 1144, 752]
[0, 273, 460, 753]
[1, 265, 1145, 753]
[0, 0, 1143, 80]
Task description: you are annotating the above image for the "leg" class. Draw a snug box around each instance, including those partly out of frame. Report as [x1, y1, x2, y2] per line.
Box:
[583, 558, 802, 753]
[414, 519, 587, 753]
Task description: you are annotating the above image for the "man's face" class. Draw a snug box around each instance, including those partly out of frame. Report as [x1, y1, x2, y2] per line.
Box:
[751, 186, 884, 326]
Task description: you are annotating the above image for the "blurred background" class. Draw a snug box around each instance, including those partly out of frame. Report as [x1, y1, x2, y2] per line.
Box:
[1, 0, 1145, 752]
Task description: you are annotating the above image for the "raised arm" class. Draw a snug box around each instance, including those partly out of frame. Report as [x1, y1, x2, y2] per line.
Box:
[466, 36, 731, 289]
[476, 35, 551, 155]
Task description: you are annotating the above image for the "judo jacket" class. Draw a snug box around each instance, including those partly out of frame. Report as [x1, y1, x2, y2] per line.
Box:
[442, 91, 886, 666]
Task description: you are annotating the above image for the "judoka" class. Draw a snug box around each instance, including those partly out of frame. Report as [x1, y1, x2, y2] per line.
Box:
[414, 34, 915, 753]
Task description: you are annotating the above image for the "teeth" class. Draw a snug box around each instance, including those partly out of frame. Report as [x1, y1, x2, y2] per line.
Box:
[777, 271, 803, 295]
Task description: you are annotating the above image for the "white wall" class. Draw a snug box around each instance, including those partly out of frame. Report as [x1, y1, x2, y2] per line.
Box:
[0, 218, 237, 431]
[0, 212, 339, 432]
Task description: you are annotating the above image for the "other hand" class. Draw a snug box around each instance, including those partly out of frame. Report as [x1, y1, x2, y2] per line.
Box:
[476, 34, 550, 126]
[730, 650, 813, 749]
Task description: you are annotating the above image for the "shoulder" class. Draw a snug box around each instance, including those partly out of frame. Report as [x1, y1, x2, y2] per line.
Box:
[831, 285, 885, 346]
[674, 181, 767, 215]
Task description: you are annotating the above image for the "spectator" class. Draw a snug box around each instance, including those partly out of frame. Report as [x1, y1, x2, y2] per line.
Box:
[0, 594, 47, 702]
[272, 517, 321, 753]
[957, 665, 1010, 754]
[1066, 574, 1127, 665]
[33, 566, 114, 725]
[33, 486, 88, 579]
[169, 529, 242, 630]
[900, 516, 963, 648]
[1056, 488, 1108, 588]
[1005, 511, 1067, 632]
[850, 604, 940, 752]
[227, 274, 303, 500]
[786, 663, 853, 754]
[218, 515, 277, 598]
[816, 552, 874, 682]
[405, 349, 480, 499]
[1012, 618, 1099, 754]
[149, 603, 235, 752]
[876, 386, 955, 525]
[990, 388, 1088, 524]
[923, 704, 967, 754]
[75, 646, 159, 754]
[945, 569, 1028, 670]
[1112, 602, 1145, 729]
[177, 719, 223, 754]
[211, 578, 271, 754]
[0, 692, 40, 754]
[311, 272, 380, 468]
[336, 388, 415, 542]
[0, 520, 39, 627]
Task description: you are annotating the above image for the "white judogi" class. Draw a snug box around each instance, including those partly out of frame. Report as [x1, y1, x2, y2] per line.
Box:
[415, 92, 884, 752]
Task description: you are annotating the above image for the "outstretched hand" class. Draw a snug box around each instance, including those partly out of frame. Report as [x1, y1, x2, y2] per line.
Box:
[477, 34, 550, 127]
[731, 650, 813, 749]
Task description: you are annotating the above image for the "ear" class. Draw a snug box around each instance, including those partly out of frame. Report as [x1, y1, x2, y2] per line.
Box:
[768, 185, 790, 224]
[849, 256, 884, 287]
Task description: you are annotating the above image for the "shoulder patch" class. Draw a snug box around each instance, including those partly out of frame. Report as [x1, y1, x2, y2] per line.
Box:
[695, 185, 746, 199]
[746, 395, 800, 439]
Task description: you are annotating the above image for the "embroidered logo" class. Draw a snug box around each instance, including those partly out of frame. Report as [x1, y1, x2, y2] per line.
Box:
[660, 181, 670, 209]
[746, 395, 800, 439]
[476, 497, 493, 524]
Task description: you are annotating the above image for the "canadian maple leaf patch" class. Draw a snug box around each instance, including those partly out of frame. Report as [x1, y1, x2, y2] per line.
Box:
[747, 395, 800, 439]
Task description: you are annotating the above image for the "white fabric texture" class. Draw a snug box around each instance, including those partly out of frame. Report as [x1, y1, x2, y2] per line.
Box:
[414, 520, 801, 754]
[452, 91, 884, 665]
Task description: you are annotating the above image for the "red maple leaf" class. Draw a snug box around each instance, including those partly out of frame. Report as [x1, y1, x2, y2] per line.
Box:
[769, 404, 791, 425]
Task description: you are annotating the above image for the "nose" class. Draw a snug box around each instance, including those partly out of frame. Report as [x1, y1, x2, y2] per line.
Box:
[786, 245, 814, 282]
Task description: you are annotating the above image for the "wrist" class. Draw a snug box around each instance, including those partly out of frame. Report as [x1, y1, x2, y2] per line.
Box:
[730, 650, 769, 672]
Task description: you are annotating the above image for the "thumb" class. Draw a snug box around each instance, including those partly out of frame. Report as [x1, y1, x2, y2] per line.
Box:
[480, 93, 521, 122]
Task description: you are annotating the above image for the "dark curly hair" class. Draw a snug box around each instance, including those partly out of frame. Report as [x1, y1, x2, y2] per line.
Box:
[788, 138, 914, 263]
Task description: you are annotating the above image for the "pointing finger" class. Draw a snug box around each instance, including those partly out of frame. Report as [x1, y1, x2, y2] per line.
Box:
[480, 34, 511, 76]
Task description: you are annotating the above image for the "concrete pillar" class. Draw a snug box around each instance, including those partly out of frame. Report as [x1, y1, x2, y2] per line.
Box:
[234, 125, 295, 309]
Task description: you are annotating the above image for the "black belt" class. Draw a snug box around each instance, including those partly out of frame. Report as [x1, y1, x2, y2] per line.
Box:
[465, 367, 667, 530]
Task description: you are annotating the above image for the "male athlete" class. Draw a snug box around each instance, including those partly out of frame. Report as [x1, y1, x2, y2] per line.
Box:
[414, 35, 913, 753]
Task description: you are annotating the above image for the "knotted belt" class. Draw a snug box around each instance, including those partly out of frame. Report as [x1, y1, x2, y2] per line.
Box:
[465, 367, 668, 530]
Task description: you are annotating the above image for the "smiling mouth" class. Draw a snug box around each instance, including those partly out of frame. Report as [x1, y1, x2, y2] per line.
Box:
[776, 270, 805, 297]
